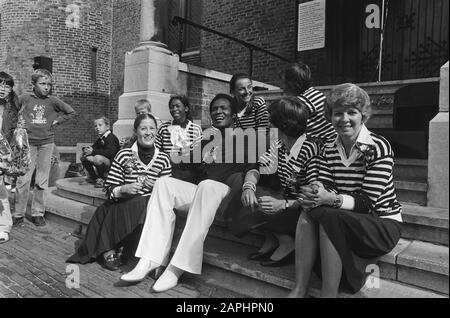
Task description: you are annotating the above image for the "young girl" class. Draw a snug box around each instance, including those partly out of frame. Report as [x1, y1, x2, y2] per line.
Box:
[0, 71, 20, 243]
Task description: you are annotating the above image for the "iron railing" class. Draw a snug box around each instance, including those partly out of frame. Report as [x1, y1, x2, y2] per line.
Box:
[172, 16, 291, 78]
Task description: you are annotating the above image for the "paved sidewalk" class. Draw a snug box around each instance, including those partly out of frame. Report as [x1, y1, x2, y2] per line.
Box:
[0, 220, 239, 298]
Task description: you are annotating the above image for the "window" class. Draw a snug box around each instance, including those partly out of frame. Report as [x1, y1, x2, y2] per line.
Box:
[91, 47, 97, 82]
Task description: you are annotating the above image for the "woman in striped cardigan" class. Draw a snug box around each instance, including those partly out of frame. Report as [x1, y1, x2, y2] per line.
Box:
[230, 73, 269, 131]
[236, 97, 322, 267]
[154, 95, 202, 182]
[67, 114, 172, 270]
[281, 62, 337, 143]
[288, 83, 402, 298]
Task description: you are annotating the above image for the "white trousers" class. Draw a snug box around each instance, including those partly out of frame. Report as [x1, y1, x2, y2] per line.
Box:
[135, 177, 230, 274]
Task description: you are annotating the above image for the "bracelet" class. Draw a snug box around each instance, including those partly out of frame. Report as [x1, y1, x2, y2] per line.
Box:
[242, 181, 256, 192]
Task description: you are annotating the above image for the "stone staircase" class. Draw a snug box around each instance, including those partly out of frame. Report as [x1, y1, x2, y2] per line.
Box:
[394, 159, 428, 206]
[43, 177, 449, 298]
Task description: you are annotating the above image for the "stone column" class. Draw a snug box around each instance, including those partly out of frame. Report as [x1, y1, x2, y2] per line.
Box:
[113, 0, 179, 140]
[139, 0, 169, 47]
[427, 62, 449, 208]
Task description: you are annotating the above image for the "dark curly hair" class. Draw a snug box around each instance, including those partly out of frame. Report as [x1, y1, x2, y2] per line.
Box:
[280, 62, 312, 96]
[269, 97, 310, 138]
[169, 94, 193, 121]
[209, 93, 238, 114]
[0, 71, 19, 108]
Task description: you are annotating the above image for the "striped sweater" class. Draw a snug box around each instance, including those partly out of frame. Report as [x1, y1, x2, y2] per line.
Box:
[104, 144, 172, 200]
[233, 96, 269, 130]
[297, 87, 337, 143]
[258, 135, 321, 199]
[154, 120, 202, 156]
[315, 128, 402, 222]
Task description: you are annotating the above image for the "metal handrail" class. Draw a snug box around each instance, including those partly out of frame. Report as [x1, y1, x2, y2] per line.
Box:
[172, 16, 291, 77]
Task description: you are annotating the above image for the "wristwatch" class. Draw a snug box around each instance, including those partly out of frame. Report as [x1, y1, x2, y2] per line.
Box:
[285, 199, 290, 210]
[332, 194, 343, 209]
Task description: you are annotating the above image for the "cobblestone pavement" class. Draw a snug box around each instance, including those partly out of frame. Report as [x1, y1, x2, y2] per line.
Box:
[0, 220, 242, 298]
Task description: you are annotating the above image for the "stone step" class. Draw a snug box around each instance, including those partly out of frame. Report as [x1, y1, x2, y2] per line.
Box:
[197, 236, 447, 298]
[396, 240, 449, 294]
[175, 213, 448, 294]
[395, 181, 428, 206]
[394, 159, 428, 183]
[55, 177, 106, 207]
[401, 204, 449, 246]
[45, 188, 96, 232]
[44, 188, 448, 296]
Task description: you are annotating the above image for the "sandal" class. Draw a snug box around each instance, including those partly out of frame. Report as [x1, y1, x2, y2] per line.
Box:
[0, 232, 9, 244]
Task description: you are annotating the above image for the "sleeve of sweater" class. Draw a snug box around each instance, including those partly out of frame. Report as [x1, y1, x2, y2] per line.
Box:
[91, 133, 121, 161]
[52, 96, 77, 124]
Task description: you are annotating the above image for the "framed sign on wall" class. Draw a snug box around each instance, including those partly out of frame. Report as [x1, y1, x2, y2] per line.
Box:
[297, 0, 326, 52]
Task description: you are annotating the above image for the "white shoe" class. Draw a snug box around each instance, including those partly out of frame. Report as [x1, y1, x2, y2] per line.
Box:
[0, 232, 9, 244]
[152, 269, 179, 293]
[120, 258, 157, 283]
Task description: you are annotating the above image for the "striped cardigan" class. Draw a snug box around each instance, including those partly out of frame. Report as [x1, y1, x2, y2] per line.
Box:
[154, 120, 203, 155]
[297, 87, 337, 143]
[315, 128, 402, 222]
[104, 143, 172, 200]
[258, 135, 321, 199]
[234, 96, 269, 130]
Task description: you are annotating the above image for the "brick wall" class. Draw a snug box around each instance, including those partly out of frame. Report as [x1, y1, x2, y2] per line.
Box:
[0, 0, 113, 146]
[200, 0, 298, 87]
[109, 0, 141, 124]
[178, 70, 229, 127]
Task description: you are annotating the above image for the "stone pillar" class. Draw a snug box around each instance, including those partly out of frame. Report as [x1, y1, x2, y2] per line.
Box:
[113, 0, 179, 140]
[427, 62, 449, 208]
[139, 0, 169, 47]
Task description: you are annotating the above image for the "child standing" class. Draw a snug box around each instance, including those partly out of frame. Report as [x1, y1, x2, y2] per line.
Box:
[80, 116, 120, 188]
[13, 69, 77, 227]
[0, 71, 20, 243]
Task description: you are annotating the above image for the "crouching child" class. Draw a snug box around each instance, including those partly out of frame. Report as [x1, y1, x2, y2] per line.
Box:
[81, 116, 120, 188]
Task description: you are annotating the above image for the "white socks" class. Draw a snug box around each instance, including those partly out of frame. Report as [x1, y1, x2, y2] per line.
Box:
[120, 258, 158, 282]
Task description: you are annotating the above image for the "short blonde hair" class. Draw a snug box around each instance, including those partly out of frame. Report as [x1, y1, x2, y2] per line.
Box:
[134, 99, 152, 114]
[32, 68, 52, 84]
[95, 116, 110, 127]
[325, 83, 372, 123]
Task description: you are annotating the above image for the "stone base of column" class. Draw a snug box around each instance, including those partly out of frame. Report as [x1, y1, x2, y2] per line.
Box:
[427, 112, 449, 208]
[123, 45, 178, 94]
[117, 90, 173, 122]
[112, 119, 136, 143]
